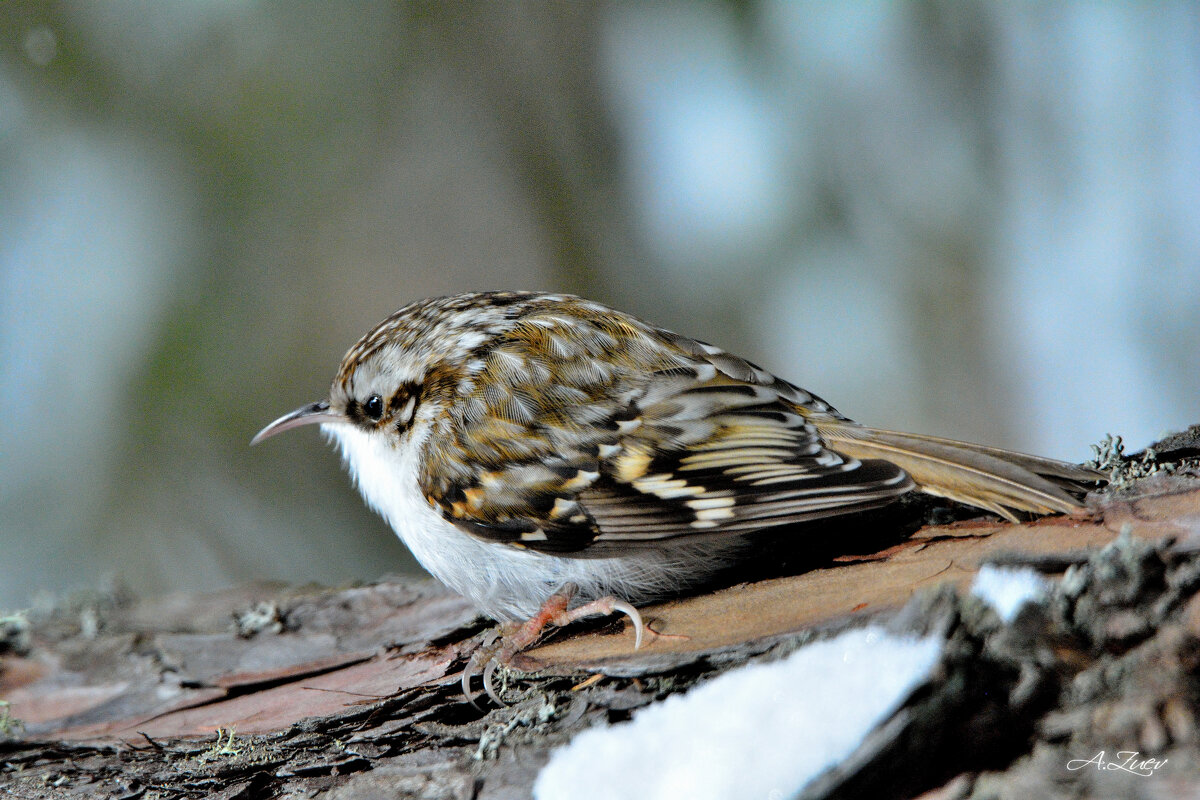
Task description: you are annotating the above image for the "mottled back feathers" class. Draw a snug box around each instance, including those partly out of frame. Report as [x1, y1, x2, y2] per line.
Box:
[332, 293, 913, 555]
[327, 291, 1099, 559]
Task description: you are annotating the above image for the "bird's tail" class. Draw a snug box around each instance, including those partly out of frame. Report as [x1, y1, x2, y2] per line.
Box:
[814, 422, 1103, 522]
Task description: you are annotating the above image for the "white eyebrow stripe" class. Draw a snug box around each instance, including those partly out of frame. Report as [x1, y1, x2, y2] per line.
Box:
[397, 395, 417, 424]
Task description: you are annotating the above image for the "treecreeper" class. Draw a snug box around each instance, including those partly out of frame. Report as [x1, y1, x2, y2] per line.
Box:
[253, 291, 1103, 703]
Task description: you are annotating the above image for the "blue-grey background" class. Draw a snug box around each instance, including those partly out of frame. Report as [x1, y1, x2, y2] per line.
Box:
[2, 3, 1198, 609]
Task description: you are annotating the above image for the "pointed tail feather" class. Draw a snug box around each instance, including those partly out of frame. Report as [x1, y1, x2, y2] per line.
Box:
[814, 422, 1104, 522]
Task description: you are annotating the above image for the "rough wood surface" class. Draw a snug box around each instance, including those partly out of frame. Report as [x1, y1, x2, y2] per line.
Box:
[4, 433, 1200, 799]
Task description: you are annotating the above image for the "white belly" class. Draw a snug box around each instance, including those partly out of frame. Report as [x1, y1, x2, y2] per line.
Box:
[324, 424, 736, 620]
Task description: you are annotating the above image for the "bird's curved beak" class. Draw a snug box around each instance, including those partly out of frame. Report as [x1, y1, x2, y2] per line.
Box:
[251, 400, 340, 445]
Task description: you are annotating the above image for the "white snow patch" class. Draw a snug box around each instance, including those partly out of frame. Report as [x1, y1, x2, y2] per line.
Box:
[533, 626, 942, 800]
[971, 564, 1053, 623]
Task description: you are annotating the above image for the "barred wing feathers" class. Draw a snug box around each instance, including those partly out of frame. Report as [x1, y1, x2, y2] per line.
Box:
[577, 378, 913, 548]
[427, 371, 915, 554]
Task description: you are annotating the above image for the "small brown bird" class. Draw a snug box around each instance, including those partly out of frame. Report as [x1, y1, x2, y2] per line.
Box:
[254, 291, 1100, 701]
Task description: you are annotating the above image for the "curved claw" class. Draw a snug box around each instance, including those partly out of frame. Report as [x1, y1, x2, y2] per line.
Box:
[459, 591, 644, 709]
[483, 659, 504, 706]
[611, 599, 644, 649]
[461, 648, 514, 708]
[462, 656, 480, 708]
[462, 653, 487, 710]
[461, 627, 506, 709]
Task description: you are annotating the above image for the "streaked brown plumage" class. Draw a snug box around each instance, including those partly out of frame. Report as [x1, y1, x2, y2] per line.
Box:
[255, 291, 1101, 622]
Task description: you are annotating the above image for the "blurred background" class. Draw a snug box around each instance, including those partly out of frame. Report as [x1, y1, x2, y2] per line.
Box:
[2, 2, 1198, 609]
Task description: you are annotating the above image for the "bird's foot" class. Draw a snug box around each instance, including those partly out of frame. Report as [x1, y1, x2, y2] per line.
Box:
[461, 583, 643, 707]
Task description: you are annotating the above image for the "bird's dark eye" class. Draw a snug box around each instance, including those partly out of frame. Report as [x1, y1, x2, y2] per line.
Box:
[363, 394, 385, 421]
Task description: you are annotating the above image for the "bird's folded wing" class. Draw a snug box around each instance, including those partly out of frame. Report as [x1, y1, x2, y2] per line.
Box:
[421, 361, 913, 555]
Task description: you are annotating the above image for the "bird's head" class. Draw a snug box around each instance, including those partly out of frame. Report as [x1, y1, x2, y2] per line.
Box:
[251, 298, 463, 447]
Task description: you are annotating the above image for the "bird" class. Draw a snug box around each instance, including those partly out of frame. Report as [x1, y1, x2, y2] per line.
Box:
[253, 290, 1101, 701]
